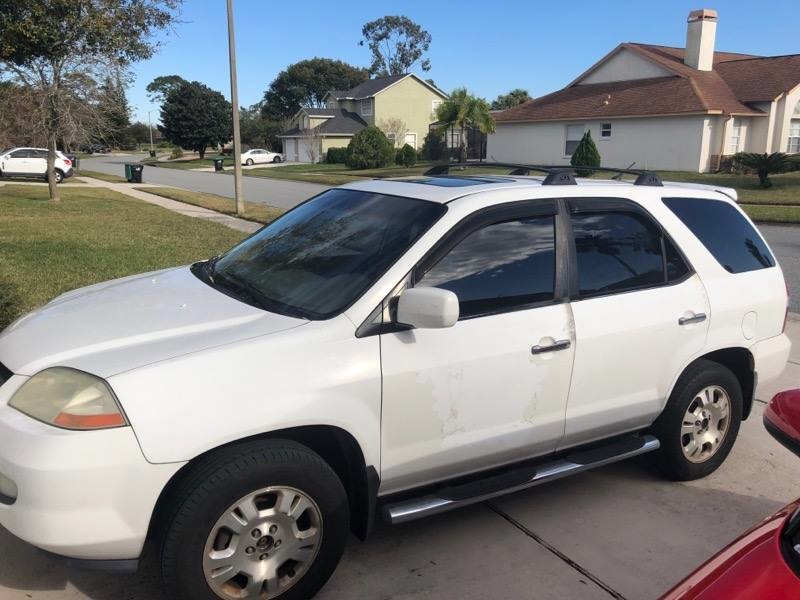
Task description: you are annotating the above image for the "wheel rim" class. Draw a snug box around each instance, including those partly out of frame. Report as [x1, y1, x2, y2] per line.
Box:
[246, 159, 253, 166]
[681, 385, 731, 463]
[203, 486, 323, 599]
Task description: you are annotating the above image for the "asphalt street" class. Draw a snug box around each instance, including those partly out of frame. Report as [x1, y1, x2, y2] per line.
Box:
[79, 153, 328, 210]
[81, 153, 800, 312]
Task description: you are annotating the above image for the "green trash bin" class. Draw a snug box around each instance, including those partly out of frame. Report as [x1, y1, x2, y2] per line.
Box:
[213, 158, 224, 172]
[124, 163, 133, 181]
[149, 150, 156, 158]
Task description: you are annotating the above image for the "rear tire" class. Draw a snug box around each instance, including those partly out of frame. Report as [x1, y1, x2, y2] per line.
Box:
[246, 158, 254, 166]
[161, 440, 349, 600]
[52, 170, 64, 184]
[651, 359, 742, 481]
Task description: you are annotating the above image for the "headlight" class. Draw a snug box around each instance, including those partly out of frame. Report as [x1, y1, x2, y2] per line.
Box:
[9, 367, 127, 430]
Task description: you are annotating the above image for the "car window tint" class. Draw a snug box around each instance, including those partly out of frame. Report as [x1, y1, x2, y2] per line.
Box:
[571, 212, 664, 297]
[665, 236, 690, 282]
[663, 197, 774, 273]
[10, 150, 29, 158]
[32, 150, 47, 159]
[417, 216, 556, 318]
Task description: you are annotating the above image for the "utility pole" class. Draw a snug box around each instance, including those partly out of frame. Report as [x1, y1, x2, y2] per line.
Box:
[226, 0, 244, 216]
[148, 110, 154, 156]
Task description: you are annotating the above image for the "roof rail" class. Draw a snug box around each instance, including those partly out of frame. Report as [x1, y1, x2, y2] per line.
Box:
[423, 162, 663, 187]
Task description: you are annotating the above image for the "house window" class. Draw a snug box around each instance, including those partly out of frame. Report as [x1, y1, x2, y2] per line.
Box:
[565, 124, 584, 156]
[404, 132, 417, 149]
[788, 120, 800, 154]
[360, 98, 373, 117]
[386, 133, 396, 147]
[600, 123, 612, 139]
[727, 118, 743, 154]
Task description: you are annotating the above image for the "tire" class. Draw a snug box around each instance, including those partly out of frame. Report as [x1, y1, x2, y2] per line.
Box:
[53, 170, 64, 184]
[273, 156, 282, 163]
[161, 440, 349, 600]
[246, 158, 254, 166]
[650, 359, 743, 481]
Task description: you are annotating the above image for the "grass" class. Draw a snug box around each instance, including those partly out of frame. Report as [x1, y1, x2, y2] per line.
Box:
[656, 170, 800, 205]
[0, 185, 246, 329]
[76, 169, 128, 183]
[740, 204, 800, 223]
[136, 186, 284, 224]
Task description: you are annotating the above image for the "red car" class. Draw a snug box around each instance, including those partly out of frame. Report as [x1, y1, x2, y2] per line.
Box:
[661, 389, 800, 599]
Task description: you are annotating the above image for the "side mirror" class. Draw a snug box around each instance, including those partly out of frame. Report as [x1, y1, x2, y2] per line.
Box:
[396, 287, 459, 329]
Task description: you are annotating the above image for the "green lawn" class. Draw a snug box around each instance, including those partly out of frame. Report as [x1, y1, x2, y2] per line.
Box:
[136, 186, 284, 224]
[656, 170, 800, 205]
[0, 185, 246, 329]
[740, 204, 800, 223]
[76, 169, 128, 183]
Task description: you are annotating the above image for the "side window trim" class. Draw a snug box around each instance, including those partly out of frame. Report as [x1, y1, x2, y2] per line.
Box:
[564, 197, 695, 301]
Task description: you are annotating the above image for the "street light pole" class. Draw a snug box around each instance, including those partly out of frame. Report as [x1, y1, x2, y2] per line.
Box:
[148, 110, 154, 156]
[226, 0, 244, 216]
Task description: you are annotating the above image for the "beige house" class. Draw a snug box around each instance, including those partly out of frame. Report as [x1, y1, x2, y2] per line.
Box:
[280, 73, 448, 163]
[488, 9, 800, 172]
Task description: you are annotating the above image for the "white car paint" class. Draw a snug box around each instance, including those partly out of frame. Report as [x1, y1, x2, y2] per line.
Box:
[0, 174, 791, 562]
[0, 147, 74, 181]
[241, 148, 282, 165]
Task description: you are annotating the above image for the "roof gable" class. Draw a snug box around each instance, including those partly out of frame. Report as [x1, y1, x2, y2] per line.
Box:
[328, 73, 448, 100]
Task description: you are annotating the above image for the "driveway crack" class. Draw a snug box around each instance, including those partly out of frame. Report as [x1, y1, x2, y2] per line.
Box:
[487, 503, 628, 600]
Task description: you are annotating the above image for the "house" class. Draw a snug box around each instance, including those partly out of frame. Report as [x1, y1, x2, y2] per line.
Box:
[487, 9, 800, 172]
[280, 73, 448, 162]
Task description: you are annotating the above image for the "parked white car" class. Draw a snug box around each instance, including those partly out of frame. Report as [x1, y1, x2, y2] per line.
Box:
[0, 164, 791, 600]
[0, 147, 74, 183]
[242, 148, 283, 166]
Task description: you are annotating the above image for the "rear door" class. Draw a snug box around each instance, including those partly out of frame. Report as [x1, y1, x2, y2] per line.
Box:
[560, 198, 710, 449]
[29, 149, 48, 175]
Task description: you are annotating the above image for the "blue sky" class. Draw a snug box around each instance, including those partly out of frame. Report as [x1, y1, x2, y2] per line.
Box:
[129, 0, 799, 123]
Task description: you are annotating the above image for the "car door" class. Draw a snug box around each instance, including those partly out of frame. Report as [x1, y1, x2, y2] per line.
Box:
[379, 200, 576, 495]
[2, 149, 30, 174]
[29, 149, 48, 175]
[559, 197, 710, 450]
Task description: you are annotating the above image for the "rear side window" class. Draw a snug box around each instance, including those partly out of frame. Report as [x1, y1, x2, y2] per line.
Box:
[417, 216, 556, 318]
[663, 197, 774, 273]
[571, 212, 668, 297]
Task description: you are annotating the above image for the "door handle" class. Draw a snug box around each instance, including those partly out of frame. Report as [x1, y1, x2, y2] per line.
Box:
[531, 339, 571, 355]
[679, 312, 707, 326]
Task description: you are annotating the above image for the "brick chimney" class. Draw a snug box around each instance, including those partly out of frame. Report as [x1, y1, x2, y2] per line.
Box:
[684, 9, 718, 71]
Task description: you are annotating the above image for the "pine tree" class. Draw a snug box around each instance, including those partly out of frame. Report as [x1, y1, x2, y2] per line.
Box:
[570, 130, 601, 177]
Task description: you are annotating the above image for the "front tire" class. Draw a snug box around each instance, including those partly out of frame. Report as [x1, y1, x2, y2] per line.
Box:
[273, 156, 282, 163]
[161, 440, 349, 600]
[651, 359, 742, 481]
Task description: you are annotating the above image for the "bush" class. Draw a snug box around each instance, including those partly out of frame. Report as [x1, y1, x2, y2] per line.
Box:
[732, 152, 797, 188]
[420, 131, 446, 161]
[345, 126, 394, 169]
[326, 147, 349, 164]
[170, 146, 184, 159]
[570, 131, 601, 177]
[396, 143, 417, 167]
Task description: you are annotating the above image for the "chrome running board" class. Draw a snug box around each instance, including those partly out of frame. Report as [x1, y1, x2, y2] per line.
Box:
[382, 434, 660, 525]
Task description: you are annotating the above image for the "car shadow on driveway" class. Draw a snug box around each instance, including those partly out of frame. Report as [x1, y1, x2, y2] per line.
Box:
[0, 456, 788, 600]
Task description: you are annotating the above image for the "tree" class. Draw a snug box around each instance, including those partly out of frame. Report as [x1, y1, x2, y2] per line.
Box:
[126, 122, 152, 146]
[346, 126, 394, 169]
[420, 130, 445, 161]
[377, 117, 407, 147]
[146, 75, 188, 103]
[570, 131, 601, 177]
[435, 88, 496, 162]
[732, 152, 798, 188]
[261, 58, 368, 121]
[97, 75, 131, 146]
[159, 81, 232, 159]
[0, 0, 181, 201]
[491, 88, 532, 110]
[360, 16, 432, 76]
[396, 143, 417, 167]
[239, 105, 283, 151]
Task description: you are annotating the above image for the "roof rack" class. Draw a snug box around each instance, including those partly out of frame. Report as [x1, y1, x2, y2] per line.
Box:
[423, 162, 663, 187]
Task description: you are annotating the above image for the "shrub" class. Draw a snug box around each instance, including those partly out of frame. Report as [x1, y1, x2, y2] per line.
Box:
[170, 146, 184, 159]
[732, 152, 797, 188]
[396, 143, 417, 167]
[570, 131, 601, 177]
[345, 126, 394, 169]
[420, 131, 446, 161]
[326, 147, 349, 164]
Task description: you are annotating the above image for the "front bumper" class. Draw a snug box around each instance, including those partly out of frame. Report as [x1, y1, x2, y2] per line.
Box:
[0, 375, 184, 560]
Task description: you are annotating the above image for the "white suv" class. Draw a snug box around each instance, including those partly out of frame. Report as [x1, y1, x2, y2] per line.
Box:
[0, 165, 791, 600]
[0, 147, 74, 183]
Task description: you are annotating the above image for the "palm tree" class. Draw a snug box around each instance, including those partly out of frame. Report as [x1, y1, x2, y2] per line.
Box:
[435, 87, 496, 162]
[732, 152, 797, 188]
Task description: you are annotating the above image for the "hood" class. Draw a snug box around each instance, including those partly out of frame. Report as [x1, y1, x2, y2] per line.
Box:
[0, 266, 307, 377]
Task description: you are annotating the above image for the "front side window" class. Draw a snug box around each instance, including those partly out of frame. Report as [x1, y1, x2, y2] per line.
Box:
[565, 124, 584, 156]
[663, 197, 774, 273]
[571, 211, 665, 297]
[206, 189, 446, 319]
[417, 216, 556, 318]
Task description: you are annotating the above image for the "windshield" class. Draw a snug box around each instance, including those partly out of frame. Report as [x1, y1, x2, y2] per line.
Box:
[203, 188, 446, 319]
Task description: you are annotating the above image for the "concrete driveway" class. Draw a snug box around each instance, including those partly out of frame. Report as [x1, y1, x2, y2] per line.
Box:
[1, 321, 798, 600]
[79, 153, 328, 210]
